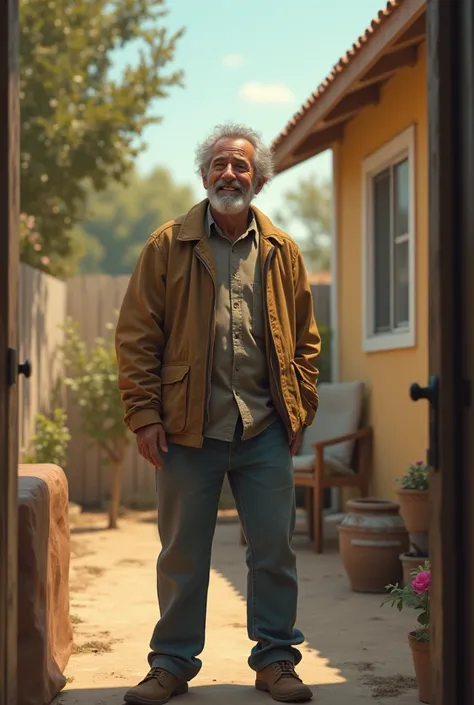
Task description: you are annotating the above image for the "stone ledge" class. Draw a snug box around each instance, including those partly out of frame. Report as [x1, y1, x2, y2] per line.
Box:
[18, 464, 73, 705]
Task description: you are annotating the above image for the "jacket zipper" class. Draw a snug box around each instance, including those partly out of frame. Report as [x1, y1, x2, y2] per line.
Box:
[263, 247, 293, 438]
[195, 249, 216, 430]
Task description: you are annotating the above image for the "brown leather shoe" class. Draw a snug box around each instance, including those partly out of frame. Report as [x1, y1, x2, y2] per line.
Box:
[255, 661, 313, 702]
[124, 668, 188, 705]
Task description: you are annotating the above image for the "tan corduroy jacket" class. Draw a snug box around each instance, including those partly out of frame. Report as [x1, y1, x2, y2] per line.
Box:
[115, 199, 321, 448]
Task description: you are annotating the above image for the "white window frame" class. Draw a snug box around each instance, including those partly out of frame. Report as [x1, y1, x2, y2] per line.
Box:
[362, 124, 416, 353]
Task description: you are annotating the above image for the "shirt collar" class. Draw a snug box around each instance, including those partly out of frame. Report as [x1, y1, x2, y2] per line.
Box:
[205, 204, 258, 241]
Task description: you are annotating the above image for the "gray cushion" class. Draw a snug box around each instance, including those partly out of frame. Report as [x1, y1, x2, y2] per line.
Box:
[300, 381, 364, 468]
[293, 453, 354, 477]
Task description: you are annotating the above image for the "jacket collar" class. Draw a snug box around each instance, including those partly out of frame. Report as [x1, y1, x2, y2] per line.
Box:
[177, 199, 284, 246]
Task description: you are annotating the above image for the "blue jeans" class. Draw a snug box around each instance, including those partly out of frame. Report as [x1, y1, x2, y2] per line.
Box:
[149, 420, 304, 681]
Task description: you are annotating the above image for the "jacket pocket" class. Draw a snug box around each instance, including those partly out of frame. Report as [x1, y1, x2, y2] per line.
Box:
[291, 360, 319, 416]
[161, 364, 190, 434]
[289, 361, 304, 420]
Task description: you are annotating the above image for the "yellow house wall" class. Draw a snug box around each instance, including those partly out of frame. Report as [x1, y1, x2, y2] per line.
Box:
[337, 43, 428, 500]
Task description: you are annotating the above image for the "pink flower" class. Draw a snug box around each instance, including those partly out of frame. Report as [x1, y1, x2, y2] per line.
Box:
[40, 256, 50, 265]
[33, 243, 41, 251]
[412, 571, 430, 594]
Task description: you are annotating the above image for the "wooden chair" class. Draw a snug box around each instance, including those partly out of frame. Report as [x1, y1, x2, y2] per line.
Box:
[239, 381, 372, 553]
[293, 381, 372, 553]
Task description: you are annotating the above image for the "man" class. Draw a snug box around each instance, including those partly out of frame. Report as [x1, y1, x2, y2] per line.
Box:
[115, 123, 321, 705]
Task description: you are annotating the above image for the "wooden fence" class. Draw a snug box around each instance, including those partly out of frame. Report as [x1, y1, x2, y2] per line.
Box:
[20, 271, 331, 507]
[18, 263, 67, 458]
[64, 274, 154, 507]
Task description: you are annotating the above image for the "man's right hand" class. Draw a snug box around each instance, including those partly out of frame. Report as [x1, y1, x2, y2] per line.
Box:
[136, 423, 168, 468]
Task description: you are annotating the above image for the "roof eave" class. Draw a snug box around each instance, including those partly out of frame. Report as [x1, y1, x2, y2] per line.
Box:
[273, 0, 426, 174]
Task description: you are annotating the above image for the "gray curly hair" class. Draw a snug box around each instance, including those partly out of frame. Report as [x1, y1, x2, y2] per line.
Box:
[195, 123, 275, 185]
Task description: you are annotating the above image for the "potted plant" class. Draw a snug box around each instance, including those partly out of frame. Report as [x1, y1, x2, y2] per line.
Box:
[382, 562, 431, 703]
[397, 460, 430, 582]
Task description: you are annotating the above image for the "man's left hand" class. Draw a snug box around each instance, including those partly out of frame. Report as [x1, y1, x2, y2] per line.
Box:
[290, 429, 303, 456]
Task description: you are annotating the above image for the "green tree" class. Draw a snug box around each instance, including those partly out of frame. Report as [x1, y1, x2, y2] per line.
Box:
[275, 176, 332, 272]
[61, 317, 130, 530]
[20, 0, 184, 278]
[74, 167, 195, 275]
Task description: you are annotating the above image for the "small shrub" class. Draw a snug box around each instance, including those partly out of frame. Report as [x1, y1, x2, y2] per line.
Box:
[397, 460, 429, 491]
[61, 316, 131, 529]
[23, 408, 71, 468]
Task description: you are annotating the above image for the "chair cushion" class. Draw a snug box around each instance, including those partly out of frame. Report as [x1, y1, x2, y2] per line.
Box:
[293, 454, 354, 477]
[300, 381, 364, 468]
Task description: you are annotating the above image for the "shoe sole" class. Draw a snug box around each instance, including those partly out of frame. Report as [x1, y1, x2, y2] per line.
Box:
[255, 680, 313, 703]
[124, 682, 188, 705]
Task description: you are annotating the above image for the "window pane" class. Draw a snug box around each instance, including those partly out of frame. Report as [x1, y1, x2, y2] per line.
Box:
[373, 169, 391, 332]
[394, 158, 409, 237]
[394, 239, 409, 327]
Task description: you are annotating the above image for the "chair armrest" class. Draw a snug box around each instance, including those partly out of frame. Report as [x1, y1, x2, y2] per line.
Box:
[311, 426, 372, 450]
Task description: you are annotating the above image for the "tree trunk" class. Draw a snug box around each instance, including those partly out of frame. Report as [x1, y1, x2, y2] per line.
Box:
[108, 440, 126, 529]
[109, 460, 122, 529]
[108, 458, 122, 530]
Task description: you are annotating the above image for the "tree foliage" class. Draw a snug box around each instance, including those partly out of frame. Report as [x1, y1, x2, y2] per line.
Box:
[74, 167, 195, 275]
[275, 176, 332, 272]
[20, 0, 184, 277]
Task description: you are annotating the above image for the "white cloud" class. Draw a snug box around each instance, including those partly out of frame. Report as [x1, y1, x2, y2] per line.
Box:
[239, 82, 296, 105]
[222, 54, 245, 68]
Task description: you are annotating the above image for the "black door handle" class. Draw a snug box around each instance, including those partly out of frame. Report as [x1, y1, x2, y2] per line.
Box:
[410, 376, 438, 404]
[6, 348, 33, 385]
[409, 375, 439, 470]
[18, 360, 32, 378]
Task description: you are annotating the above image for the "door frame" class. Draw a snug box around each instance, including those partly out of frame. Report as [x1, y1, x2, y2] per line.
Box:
[426, 0, 473, 702]
[0, 0, 20, 703]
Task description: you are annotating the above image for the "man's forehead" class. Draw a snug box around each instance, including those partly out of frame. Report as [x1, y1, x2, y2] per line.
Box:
[211, 138, 254, 161]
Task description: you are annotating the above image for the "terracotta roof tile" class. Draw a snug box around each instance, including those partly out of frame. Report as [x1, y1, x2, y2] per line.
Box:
[272, 0, 407, 151]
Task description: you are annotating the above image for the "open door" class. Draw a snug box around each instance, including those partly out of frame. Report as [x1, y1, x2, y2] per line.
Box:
[0, 0, 20, 703]
[410, 0, 474, 703]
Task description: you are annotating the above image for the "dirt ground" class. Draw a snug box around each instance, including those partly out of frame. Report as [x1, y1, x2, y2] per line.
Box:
[57, 510, 421, 705]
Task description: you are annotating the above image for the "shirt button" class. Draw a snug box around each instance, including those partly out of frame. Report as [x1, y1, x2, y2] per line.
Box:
[235, 390, 240, 397]
[233, 302, 238, 309]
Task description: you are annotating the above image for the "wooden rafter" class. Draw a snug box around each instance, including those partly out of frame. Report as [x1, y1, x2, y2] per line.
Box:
[293, 124, 345, 158]
[324, 84, 380, 122]
[393, 11, 425, 46]
[360, 45, 419, 83]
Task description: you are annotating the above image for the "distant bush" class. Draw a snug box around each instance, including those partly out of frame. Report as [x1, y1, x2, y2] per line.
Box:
[23, 408, 71, 468]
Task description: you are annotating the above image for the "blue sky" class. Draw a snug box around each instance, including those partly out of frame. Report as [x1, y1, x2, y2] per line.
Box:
[118, 0, 385, 228]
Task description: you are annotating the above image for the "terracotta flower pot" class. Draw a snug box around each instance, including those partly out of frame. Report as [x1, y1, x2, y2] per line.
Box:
[397, 489, 429, 534]
[409, 632, 431, 703]
[338, 498, 409, 593]
[400, 552, 426, 587]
